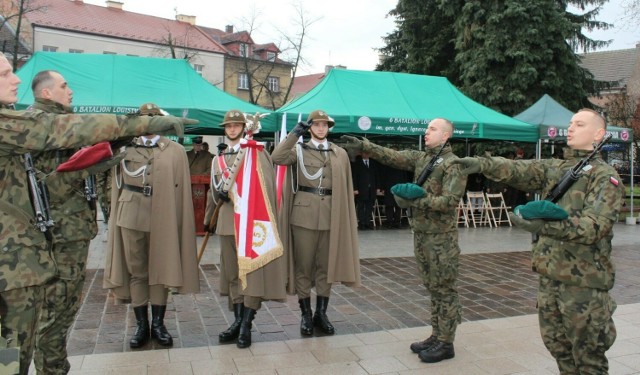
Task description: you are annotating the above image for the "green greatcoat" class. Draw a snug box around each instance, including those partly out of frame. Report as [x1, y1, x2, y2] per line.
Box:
[0, 105, 165, 375]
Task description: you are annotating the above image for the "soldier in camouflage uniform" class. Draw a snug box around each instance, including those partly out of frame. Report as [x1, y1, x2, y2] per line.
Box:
[342, 118, 467, 363]
[0, 55, 189, 375]
[29, 70, 121, 374]
[453, 109, 624, 374]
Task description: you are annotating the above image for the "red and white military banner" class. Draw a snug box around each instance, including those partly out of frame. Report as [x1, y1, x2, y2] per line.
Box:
[231, 139, 283, 288]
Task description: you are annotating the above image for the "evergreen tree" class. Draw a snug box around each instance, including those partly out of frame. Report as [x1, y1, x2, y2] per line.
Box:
[376, 0, 458, 78]
[377, 0, 611, 115]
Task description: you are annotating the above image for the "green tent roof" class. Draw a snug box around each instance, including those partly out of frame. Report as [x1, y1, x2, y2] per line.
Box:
[515, 94, 633, 143]
[277, 69, 539, 142]
[15, 52, 275, 135]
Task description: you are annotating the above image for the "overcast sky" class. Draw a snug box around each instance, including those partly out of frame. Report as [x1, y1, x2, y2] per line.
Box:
[83, 0, 638, 75]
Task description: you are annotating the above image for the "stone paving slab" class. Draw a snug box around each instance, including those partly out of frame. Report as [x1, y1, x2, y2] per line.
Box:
[67, 244, 640, 356]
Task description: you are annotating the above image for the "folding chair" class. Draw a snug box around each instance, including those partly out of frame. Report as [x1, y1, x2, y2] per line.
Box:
[485, 192, 512, 227]
[457, 198, 469, 227]
[373, 198, 385, 227]
[465, 191, 493, 227]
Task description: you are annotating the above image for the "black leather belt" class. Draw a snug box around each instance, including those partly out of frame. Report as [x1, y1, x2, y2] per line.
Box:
[298, 186, 332, 196]
[123, 184, 153, 196]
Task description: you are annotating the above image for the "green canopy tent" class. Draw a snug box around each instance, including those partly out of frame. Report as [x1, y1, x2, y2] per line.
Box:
[15, 52, 276, 136]
[514, 94, 633, 144]
[277, 69, 539, 142]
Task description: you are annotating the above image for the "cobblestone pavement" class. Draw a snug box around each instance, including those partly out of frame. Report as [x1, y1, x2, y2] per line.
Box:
[67, 243, 640, 356]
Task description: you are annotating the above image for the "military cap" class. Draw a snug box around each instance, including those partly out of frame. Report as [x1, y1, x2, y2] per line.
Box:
[220, 109, 247, 127]
[307, 109, 335, 128]
[514, 200, 568, 221]
[192, 136, 203, 144]
[390, 183, 426, 199]
[56, 142, 113, 172]
[139, 102, 163, 116]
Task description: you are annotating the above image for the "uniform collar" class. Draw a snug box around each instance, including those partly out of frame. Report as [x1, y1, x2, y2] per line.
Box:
[425, 144, 451, 157]
[563, 147, 602, 161]
[32, 98, 73, 114]
[311, 139, 329, 149]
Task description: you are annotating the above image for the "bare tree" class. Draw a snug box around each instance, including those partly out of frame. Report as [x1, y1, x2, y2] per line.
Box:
[0, 0, 46, 70]
[154, 25, 200, 61]
[229, 1, 319, 109]
[621, 0, 640, 29]
[276, 2, 320, 105]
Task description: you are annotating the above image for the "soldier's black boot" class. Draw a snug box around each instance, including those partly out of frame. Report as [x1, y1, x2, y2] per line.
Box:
[313, 296, 335, 335]
[219, 303, 244, 342]
[130, 305, 150, 348]
[410, 335, 438, 353]
[236, 307, 256, 349]
[418, 340, 455, 363]
[299, 298, 314, 336]
[151, 305, 173, 346]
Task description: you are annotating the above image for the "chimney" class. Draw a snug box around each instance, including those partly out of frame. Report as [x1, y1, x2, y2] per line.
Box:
[176, 14, 196, 26]
[225, 25, 234, 34]
[105, 1, 123, 9]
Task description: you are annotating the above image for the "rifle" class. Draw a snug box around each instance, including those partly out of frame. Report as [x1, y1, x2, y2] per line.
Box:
[544, 133, 612, 203]
[23, 153, 54, 239]
[85, 175, 98, 211]
[532, 133, 612, 243]
[415, 142, 448, 186]
[407, 142, 447, 217]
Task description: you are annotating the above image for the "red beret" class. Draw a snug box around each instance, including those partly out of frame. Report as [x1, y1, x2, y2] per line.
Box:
[56, 142, 113, 172]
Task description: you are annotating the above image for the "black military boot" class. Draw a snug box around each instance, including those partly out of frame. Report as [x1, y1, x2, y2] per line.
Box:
[236, 307, 256, 349]
[410, 335, 437, 353]
[313, 296, 335, 335]
[418, 340, 455, 363]
[299, 298, 314, 336]
[219, 303, 244, 343]
[130, 305, 149, 348]
[150, 305, 173, 346]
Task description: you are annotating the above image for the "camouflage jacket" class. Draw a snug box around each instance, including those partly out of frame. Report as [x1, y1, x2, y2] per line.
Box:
[478, 148, 625, 290]
[31, 99, 98, 243]
[363, 142, 467, 233]
[0, 105, 156, 292]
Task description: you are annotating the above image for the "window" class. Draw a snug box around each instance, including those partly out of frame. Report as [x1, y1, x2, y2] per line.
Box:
[193, 64, 204, 76]
[103, 51, 116, 55]
[69, 48, 84, 54]
[268, 76, 280, 93]
[238, 73, 249, 90]
[42, 45, 58, 52]
[239, 43, 248, 57]
[267, 51, 276, 62]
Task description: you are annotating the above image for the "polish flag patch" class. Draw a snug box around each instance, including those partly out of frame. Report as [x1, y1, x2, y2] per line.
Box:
[610, 176, 619, 186]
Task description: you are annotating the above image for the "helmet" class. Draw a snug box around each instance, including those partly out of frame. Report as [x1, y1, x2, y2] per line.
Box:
[139, 103, 163, 116]
[307, 109, 335, 128]
[219, 109, 247, 127]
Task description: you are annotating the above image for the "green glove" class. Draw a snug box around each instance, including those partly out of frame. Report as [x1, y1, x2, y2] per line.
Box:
[393, 195, 413, 209]
[451, 157, 482, 175]
[509, 212, 544, 234]
[514, 201, 568, 220]
[391, 183, 425, 199]
[340, 135, 365, 153]
[85, 153, 125, 174]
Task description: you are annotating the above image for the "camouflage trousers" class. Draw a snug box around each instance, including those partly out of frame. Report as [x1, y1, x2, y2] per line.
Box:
[413, 231, 461, 343]
[0, 285, 45, 375]
[538, 276, 617, 375]
[34, 240, 90, 375]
